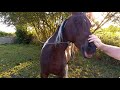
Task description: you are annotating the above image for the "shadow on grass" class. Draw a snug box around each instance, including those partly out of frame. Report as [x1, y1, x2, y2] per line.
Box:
[0, 44, 41, 78]
[0, 60, 40, 78]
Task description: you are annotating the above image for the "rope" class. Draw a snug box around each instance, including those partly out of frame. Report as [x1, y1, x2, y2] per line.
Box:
[39, 40, 70, 45]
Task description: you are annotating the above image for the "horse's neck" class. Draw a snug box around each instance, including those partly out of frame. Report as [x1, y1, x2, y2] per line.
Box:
[48, 32, 69, 51]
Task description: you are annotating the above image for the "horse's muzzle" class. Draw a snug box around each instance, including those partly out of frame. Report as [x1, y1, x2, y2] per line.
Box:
[81, 42, 96, 59]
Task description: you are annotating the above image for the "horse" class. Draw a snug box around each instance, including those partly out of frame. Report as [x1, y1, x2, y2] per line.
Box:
[40, 12, 96, 78]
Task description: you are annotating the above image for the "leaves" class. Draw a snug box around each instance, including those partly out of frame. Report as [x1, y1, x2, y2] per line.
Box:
[1, 12, 120, 43]
[0, 12, 70, 42]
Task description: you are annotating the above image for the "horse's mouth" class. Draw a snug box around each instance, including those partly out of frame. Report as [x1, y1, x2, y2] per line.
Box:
[84, 51, 93, 58]
[81, 46, 93, 59]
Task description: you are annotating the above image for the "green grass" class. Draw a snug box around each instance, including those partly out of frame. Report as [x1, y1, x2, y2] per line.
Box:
[0, 44, 40, 78]
[68, 53, 120, 78]
[0, 44, 120, 78]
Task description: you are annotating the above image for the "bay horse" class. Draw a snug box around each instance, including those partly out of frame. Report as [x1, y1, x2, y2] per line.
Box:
[40, 12, 96, 78]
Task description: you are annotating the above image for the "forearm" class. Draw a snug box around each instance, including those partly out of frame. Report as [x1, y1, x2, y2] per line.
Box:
[99, 44, 120, 60]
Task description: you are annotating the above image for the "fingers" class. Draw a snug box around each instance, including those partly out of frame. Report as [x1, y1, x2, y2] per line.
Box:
[88, 39, 94, 43]
[88, 34, 103, 48]
[88, 38, 98, 43]
[88, 35, 96, 41]
[89, 34, 98, 38]
[88, 34, 100, 43]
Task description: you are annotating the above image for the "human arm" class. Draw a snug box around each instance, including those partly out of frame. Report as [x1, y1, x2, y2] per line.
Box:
[88, 35, 120, 60]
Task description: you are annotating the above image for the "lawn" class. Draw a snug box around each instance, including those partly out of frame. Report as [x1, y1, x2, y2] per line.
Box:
[0, 44, 120, 78]
[0, 44, 40, 78]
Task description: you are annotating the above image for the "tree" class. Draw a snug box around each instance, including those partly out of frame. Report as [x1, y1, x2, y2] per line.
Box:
[15, 24, 33, 44]
[0, 12, 70, 42]
[88, 12, 119, 33]
[0, 12, 120, 42]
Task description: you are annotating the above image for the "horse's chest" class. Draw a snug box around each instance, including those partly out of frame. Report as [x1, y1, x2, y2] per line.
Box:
[49, 55, 66, 70]
[49, 61, 65, 74]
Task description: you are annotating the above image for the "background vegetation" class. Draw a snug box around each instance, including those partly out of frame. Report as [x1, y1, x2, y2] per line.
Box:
[0, 31, 13, 37]
[0, 25, 119, 78]
[0, 12, 120, 78]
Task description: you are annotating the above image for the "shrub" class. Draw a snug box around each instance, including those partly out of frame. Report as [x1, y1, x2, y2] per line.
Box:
[93, 25, 120, 65]
[15, 29, 33, 44]
[0, 31, 13, 37]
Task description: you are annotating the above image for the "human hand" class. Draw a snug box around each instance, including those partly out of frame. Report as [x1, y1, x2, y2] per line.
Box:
[88, 34, 104, 49]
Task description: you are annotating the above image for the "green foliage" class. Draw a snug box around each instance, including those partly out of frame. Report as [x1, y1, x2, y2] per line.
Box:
[15, 29, 33, 44]
[94, 25, 120, 65]
[1, 12, 120, 43]
[0, 12, 70, 42]
[0, 31, 13, 37]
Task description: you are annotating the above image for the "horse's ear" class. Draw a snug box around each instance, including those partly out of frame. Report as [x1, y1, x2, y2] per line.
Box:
[71, 12, 84, 16]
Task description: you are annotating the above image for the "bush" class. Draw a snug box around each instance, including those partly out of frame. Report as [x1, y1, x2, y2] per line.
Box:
[0, 31, 13, 37]
[15, 29, 33, 44]
[94, 25, 120, 65]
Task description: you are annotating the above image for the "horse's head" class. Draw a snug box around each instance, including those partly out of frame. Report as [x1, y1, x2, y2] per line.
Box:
[63, 12, 96, 58]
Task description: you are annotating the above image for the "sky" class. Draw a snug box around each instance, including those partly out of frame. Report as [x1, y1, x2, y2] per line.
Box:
[0, 23, 16, 33]
[92, 12, 112, 28]
[0, 12, 115, 33]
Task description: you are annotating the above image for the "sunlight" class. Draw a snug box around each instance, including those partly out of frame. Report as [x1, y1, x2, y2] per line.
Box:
[0, 61, 32, 78]
[92, 12, 103, 21]
[0, 12, 118, 33]
[92, 12, 118, 28]
[92, 12, 109, 28]
[0, 22, 16, 33]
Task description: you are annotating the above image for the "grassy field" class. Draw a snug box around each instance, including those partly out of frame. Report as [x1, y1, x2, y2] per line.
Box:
[0, 44, 40, 78]
[0, 44, 120, 78]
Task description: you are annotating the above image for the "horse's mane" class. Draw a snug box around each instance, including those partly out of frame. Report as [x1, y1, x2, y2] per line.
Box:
[55, 20, 67, 44]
